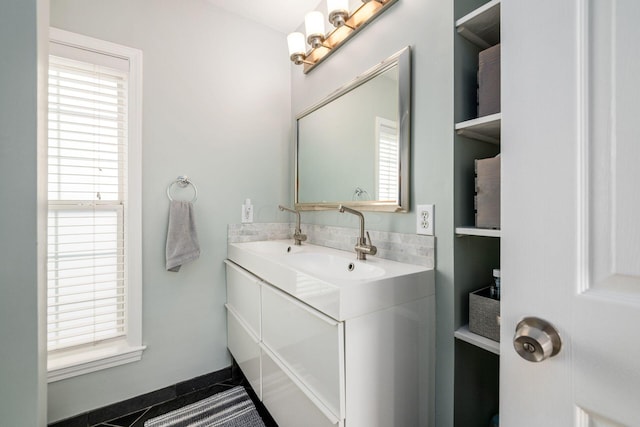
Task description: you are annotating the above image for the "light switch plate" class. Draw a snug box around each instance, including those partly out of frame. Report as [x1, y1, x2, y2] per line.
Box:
[242, 204, 253, 223]
[416, 204, 434, 235]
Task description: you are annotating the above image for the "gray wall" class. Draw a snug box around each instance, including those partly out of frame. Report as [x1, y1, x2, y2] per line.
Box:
[290, 0, 455, 425]
[48, 0, 291, 422]
[0, 0, 48, 425]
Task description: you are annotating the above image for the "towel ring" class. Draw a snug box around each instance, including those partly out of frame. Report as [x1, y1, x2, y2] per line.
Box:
[352, 187, 370, 201]
[167, 176, 198, 202]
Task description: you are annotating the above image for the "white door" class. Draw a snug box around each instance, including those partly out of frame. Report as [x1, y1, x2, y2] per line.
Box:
[501, 0, 640, 426]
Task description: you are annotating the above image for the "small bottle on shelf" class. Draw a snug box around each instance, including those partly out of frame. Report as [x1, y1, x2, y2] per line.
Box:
[490, 268, 501, 300]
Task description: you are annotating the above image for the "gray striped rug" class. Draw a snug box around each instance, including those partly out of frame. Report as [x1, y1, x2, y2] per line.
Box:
[144, 386, 266, 427]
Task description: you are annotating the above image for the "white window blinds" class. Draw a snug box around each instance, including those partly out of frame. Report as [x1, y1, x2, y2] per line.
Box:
[375, 117, 399, 201]
[47, 54, 129, 352]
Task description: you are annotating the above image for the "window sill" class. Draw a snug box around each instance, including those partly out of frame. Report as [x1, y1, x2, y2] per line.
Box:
[48, 340, 146, 383]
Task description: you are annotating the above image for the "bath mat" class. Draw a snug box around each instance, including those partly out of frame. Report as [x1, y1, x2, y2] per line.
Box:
[144, 386, 265, 427]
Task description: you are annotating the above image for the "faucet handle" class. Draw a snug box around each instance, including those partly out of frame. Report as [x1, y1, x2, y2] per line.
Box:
[366, 231, 377, 256]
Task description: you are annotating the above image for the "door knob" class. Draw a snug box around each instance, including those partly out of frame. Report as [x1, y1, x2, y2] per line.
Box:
[513, 317, 562, 362]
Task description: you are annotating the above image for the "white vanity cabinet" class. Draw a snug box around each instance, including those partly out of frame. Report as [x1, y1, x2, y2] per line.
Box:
[225, 262, 262, 399]
[226, 261, 342, 426]
[225, 241, 435, 427]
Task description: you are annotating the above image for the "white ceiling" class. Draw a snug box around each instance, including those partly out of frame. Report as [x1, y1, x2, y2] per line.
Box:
[206, 0, 323, 34]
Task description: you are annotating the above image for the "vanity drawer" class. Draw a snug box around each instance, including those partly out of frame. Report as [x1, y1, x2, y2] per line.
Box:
[261, 284, 344, 419]
[225, 260, 261, 338]
[262, 347, 341, 427]
[226, 306, 261, 399]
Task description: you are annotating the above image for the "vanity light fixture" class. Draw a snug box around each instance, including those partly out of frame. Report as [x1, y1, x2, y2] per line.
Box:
[287, 0, 399, 74]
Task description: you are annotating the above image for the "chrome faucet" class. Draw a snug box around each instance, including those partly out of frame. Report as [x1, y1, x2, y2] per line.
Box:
[278, 205, 307, 246]
[337, 205, 377, 260]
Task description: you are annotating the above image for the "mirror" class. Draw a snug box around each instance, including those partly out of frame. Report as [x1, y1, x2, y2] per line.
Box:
[295, 47, 411, 212]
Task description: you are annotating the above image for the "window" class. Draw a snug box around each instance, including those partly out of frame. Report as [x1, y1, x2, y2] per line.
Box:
[46, 29, 143, 382]
[375, 117, 399, 201]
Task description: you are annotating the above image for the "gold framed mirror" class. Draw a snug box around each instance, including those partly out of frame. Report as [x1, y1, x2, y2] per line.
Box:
[295, 47, 411, 212]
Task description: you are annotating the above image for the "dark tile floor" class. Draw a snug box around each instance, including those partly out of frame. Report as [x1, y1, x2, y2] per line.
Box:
[51, 364, 278, 427]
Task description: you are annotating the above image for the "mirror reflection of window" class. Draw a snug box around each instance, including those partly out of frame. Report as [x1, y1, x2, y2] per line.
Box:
[375, 117, 399, 201]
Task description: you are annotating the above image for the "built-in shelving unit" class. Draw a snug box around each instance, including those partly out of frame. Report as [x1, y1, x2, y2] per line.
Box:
[454, 325, 500, 355]
[453, 0, 501, 425]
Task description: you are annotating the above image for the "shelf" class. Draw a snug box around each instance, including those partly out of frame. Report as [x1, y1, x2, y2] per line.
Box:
[455, 325, 500, 355]
[455, 0, 501, 49]
[455, 227, 501, 238]
[455, 113, 501, 144]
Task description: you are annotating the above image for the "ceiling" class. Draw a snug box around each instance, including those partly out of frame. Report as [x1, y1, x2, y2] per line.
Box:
[206, 0, 323, 34]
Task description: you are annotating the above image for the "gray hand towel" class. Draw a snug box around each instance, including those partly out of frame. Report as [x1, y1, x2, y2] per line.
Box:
[166, 200, 200, 272]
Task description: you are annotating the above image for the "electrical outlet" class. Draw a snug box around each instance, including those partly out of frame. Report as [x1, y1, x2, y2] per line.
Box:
[416, 204, 434, 235]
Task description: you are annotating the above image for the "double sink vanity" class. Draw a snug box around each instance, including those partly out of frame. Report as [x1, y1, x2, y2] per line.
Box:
[224, 46, 433, 426]
[225, 238, 435, 427]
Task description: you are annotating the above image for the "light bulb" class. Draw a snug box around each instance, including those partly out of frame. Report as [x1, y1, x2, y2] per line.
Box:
[328, 0, 349, 13]
[305, 11, 326, 47]
[327, 0, 350, 27]
[287, 32, 306, 56]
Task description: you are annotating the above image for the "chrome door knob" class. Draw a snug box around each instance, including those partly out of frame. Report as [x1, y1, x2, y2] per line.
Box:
[513, 317, 562, 362]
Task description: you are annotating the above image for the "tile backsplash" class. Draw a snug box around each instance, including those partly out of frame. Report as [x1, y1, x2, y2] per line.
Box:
[228, 223, 435, 268]
[227, 223, 292, 242]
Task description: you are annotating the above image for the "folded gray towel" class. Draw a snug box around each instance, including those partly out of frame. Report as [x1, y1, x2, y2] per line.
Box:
[166, 200, 200, 272]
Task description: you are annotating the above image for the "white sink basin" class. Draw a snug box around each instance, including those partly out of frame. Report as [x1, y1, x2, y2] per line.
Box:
[285, 252, 385, 281]
[227, 239, 434, 320]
